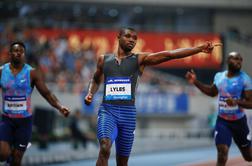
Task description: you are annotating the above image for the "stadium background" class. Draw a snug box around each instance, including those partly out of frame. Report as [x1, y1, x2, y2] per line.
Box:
[0, 0, 252, 165]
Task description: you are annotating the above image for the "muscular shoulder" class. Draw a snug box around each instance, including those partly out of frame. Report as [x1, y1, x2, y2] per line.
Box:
[97, 54, 105, 61]
[97, 54, 105, 66]
[136, 52, 151, 65]
[30, 68, 39, 80]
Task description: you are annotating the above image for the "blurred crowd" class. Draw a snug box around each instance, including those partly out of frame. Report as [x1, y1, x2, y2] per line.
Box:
[0, 1, 199, 95]
[0, 24, 97, 94]
[0, 22, 180, 94]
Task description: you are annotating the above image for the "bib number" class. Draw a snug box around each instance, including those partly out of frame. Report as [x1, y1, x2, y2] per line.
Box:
[219, 96, 238, 113]
[105, 77, 132, 100]
[4, 96, 27, 111]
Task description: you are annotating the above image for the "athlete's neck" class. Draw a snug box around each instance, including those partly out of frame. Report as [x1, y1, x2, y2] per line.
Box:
[227, 70, 240, 78]
[10, 62, 24, 71]
[117, 49, 132, 59]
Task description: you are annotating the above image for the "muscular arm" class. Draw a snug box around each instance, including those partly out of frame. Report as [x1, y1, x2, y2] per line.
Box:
[84, 55, 104, 105]
[31, 69, 62, 110]
[193, 80, 219, 97]
[185, 70, 218, 97]
[236, 90, 252, 109]
[86, 55, 104, 96]
[139, 43, 212, 66]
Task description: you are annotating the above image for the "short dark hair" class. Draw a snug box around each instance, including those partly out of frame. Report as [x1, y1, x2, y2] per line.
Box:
[118, 27, 136, 36]
[9, 41, 26, 52]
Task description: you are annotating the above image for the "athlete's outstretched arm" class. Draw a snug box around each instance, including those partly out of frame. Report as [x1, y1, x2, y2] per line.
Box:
[226, 90, 252, 109]
[31, 69, 70, 117]
[139, 42, 214, 66]
[185, 70, 218, 97]
[84, 55, 104, 105]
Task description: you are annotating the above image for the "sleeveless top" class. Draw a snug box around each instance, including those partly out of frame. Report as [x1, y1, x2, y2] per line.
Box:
[0, 63, 33, 118]
[102, 54, 141, 105]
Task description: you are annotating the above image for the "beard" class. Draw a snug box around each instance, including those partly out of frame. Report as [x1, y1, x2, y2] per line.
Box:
[11, 57, 23, 66]
[124, 47, 133, 52]
[228, 64, 241, 73]
[123, 46, 133, 52]
[120, 43, 134, 52]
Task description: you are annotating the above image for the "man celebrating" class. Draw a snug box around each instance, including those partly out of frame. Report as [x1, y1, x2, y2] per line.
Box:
[85, 27, 217, 166]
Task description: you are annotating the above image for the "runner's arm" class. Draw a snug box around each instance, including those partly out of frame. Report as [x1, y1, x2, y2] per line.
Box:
[84, 55, 104, 105]
[185, 70, 218, 97]
[226, 90, 252, 108]
[31, 69, 70, 117]
[194, 80, 218, 97]
[139, 42, 213, 66]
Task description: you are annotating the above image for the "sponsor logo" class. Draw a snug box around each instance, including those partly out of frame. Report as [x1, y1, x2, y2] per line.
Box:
[247, 134, 252, 141]
[27, 142, 32, 149]
[19, 144, 26, 148]
[214, 131, 218, 139]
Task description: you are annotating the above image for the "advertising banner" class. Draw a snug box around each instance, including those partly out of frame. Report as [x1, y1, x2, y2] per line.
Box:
[32, 29, 223, 69]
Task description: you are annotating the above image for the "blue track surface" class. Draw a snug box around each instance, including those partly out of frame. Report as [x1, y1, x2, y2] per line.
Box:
[50, 145, 240, 166]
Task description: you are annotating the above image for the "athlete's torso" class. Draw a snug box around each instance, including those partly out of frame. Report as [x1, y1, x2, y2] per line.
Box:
[0, 63, 33, 118]
[214, 70, 252, 120]
[102, 54, 140, 105]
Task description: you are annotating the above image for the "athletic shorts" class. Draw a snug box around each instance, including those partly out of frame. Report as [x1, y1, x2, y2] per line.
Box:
[97, 103, 136, 157]
[215, 115, 251, 148]
[0, 115, 33, 151]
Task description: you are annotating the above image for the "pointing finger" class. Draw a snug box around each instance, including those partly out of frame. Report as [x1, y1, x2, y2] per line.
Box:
[213, 43, 223, 47]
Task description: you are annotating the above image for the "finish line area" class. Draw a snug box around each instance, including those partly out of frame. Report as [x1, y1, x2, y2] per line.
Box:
[48, 144, 246, 166]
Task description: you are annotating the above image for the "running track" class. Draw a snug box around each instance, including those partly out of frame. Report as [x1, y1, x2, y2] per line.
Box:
[50, 144, 252, 166]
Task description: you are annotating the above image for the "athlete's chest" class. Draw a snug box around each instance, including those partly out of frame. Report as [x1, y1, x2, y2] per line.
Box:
[1, 72, 29, 91]
[104, 57, 138, 76]
[217, 77, 244, 95]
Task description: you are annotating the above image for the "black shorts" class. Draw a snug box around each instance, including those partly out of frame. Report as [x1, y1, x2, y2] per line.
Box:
[215, 116, 251, 148]
[0, 115, 32, 151]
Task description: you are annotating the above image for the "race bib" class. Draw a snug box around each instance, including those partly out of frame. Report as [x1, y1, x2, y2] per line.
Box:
[219, 96, 239, 113]
[4, 96, 27, 111]
[105, 77, 132, 100]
